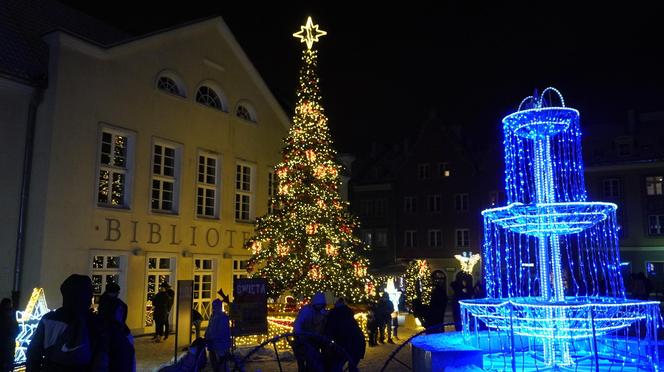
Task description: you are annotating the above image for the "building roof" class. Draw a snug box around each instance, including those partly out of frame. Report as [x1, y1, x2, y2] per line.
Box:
[0, 0, 131, 85]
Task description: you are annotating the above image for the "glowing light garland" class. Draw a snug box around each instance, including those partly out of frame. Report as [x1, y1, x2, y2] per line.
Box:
[460, 88, 661, 370]
[14, 288, 50, 365]
[455, 252, 481, 274]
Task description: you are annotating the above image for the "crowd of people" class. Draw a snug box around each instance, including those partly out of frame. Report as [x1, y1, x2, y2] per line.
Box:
[292, 292, 366, 372]
[0, 274, 232, 372]
[0, 271, 495, 372]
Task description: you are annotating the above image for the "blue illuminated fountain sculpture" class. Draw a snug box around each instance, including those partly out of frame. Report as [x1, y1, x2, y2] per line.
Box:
[459, 88, 661, 370]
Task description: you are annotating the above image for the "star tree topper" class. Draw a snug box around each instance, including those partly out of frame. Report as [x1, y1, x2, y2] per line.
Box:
[293, 16, 327, 50]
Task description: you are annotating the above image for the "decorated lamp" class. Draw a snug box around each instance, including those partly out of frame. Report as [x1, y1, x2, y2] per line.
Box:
[460, 88, 660, 369]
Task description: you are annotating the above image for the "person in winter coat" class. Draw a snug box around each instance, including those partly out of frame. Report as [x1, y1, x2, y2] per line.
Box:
[292, 292, 328, 372]
[153, 283, 172, 342]
[0, 298, 18, 372]
[26, 274, 109, 372]
[323, 298, 365, 372]
[366, 301, 378, 347]
[98, 283, 127, 324]
[157, 338, 207, 372]
[99, 297, 135, 372]
[428, 282, 448, 332]
[451, 273, 472, 331]
[191, 308, 203, 340]
[205, 299, 231, 372]
[376, 292, 394, 344]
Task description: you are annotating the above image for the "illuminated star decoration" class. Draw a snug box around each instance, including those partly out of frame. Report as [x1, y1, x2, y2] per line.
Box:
[293, 16, 327, 50]
[455, 252, 481, 274]
[14, 288, 50, 365]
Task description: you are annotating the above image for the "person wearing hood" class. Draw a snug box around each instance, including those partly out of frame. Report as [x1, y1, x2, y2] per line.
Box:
[99, 296, 135, 372]
[0, 298, 18, 372]
[292, 292, 328, 372]
[205, 299, 231, 372]
[323, 298, 365, 372]
[26, 274, 109, 372]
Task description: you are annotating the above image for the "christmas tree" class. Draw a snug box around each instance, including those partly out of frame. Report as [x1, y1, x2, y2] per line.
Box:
[246, 17, 371, 302]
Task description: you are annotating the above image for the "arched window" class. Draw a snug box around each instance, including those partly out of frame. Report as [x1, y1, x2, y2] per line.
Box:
[235, 101, 257, 123]
[155, 71, 186, 97]
[236, 105, 252, 121]
[196, 86, 223, 111]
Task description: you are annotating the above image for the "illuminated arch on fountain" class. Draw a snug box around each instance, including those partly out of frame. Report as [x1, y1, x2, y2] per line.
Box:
[460, 88, 661, 369]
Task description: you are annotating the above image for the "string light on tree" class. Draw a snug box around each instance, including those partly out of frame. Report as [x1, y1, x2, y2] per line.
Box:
[405, 260, 433, 305]
[246, 17, 371, 303]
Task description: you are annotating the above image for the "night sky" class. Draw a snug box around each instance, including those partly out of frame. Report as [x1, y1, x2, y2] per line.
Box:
[61, 1, 664, 153]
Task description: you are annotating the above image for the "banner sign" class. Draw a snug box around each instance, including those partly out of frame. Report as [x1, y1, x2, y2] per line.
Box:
[232, 278, 267, 336]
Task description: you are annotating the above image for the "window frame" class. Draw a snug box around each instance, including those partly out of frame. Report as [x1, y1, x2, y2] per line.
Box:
[455, 193, 469, 212]
[96, 125, 134, 209]
[235, 161, 256, 222]
[427, 194, 441, 213]
[150, 139, 182, 214]
[404, 230, 417, 248]
[438, 162, 451, 177]
[648, 214, 664, 236]
[89, 252, 127, 310]
[196, 151, 221, 219]
[418, 164, 430, 180]
[646, 176, 664, 196]
[428, 229, 442, 247]
[155, 70, 187, 98]
[455, 228, 470, 248]
[404, 196, 417, 213]
[602, 178, 621, 199]
[235, 101, 258, 123]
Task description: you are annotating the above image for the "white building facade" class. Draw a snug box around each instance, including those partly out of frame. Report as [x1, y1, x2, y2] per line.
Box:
[1, 10, 288, 334]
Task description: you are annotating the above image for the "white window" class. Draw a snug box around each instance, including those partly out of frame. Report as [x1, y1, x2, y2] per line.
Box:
[455, 193, 469, 211]
[197, 152, 219, 218]
[418, 164, 429, 179]
[456, 229, 470, 248]
[145, 256, 175, 327]
[404, 197, 416, 213]
[233, 259, 249, 282]
[91, 254, 125, 310]
[196, 86, 224, 111]
[404, 230, 417, 248]
[375, 230, 388, 247]
[235, 163, 255, 221]
[646, 176, 663, 196]
[268, 171, 278, 213]
[602, 178, 621, 198]
[157, 77, 183, 97]
[97, 128, 133, 208]
[236, 102, 257, 123]
[428, 230, 442, 247]
[193, 257, 215, 320]
[155, 70, 186, 97]
[439, 162, 450, 177]
[427, 195, 441, 213]
[151, 142, 180, 213]
[649, 215, 664, 236]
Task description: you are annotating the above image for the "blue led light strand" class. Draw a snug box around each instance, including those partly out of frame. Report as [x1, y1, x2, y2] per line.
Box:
[460, 88, 660, 370]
